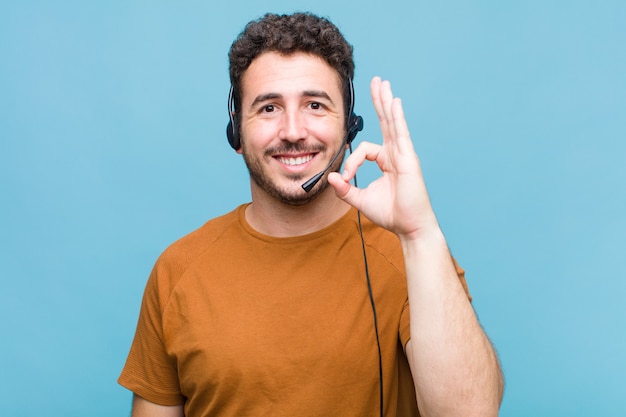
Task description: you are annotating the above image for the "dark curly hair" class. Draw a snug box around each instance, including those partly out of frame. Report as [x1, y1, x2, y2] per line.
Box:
[228, 12, 355, 119]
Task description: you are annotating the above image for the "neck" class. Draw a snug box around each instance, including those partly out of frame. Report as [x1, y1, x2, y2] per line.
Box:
[245, 184, 351, 237]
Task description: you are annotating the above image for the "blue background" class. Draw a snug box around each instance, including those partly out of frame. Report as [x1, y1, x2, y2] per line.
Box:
[1, 1, 624, 416]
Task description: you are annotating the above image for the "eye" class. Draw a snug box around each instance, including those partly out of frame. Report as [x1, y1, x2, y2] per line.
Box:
[309, 102, 323, 110]
[261, 104, 275, 113]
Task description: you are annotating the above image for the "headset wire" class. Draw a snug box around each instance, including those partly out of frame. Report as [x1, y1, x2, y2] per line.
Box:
[350, 144, 384, 417]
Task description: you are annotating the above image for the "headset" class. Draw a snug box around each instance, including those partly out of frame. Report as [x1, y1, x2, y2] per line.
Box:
[226, 81, 363, 151]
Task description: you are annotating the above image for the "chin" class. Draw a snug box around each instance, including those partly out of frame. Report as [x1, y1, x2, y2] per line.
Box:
[244, 151, 334, 206]
[254, 176, 329, 207]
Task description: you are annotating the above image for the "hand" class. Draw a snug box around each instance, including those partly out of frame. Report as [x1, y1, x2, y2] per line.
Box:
[328, 77, 439, 241]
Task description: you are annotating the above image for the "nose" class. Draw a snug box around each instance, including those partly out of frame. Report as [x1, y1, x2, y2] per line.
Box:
[278, 108, 307, 142]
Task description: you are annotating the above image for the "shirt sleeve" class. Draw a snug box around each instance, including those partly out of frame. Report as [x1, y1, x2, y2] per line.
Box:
[118, 265, 185, 406]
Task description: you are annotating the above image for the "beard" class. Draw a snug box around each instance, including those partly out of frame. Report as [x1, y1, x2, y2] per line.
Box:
[241, 140, 346, 206]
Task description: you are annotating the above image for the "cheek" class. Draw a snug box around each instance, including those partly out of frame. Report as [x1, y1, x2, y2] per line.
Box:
[307, 118, 344, 143]
[241, 120, 277, 150]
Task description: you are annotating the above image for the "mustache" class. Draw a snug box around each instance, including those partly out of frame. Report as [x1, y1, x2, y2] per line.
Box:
[264, 142, 326, 156]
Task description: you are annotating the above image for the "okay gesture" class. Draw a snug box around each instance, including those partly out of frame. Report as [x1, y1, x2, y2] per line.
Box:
[328, 76, 440, 241]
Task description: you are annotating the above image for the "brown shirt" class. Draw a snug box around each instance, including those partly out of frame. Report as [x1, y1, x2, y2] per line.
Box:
[119, 204, 468, 416]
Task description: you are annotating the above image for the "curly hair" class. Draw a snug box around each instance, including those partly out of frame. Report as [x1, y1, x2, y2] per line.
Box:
[228, 12, 355, 118]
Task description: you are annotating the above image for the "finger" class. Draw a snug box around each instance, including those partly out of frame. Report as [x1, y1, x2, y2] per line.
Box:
[379, 80, 396, 144]
[391, 97, 415, 154]
[327, 171, 352, 198]
[327, 171, 364, 210]
[371, 77, 391, 141]
[341, 141, 382, 181]
[328, 172, 352, 198]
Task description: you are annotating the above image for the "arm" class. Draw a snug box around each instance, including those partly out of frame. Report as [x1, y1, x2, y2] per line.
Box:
[402, 231, 503, 416]
[328, 77, 503, 416]
[131, 394, 184, 417]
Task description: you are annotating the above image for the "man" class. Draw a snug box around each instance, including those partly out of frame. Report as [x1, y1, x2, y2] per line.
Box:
[119, 12, 503, 417]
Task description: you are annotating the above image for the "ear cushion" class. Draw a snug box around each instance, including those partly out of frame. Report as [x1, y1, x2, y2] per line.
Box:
[226, 119, 240, 150]
[346, 113, 364, 144]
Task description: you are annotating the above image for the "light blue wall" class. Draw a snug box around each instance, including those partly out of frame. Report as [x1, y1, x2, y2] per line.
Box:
[1, 1, 624, 415]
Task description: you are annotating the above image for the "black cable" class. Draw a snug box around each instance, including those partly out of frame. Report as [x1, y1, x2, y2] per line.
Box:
[351, 156, 384, 417]
[357, 210, 384, 417]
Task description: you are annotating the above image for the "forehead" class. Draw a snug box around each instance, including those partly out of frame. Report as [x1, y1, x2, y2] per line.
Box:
[240, 51, 342, 103]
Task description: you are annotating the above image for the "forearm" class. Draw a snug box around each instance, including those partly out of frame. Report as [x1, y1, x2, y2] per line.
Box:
[131, 394, 184, 417]
[402, 228, 503, 417]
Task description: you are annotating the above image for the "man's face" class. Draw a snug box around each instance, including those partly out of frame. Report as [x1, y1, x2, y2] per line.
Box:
[238, 51, 345, 206]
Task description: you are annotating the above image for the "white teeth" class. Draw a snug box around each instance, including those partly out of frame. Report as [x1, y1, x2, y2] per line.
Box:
[278, 155, 313, 166]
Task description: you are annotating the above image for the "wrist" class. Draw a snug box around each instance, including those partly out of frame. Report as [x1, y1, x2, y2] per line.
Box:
[399, 225, 448, 254]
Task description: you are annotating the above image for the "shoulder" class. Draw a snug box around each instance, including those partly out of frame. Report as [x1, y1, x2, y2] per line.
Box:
[355, 213, 405, 273]
[164, 206, 243, 259]
[149, 205, 246, 293]
[358, 212, 470, 298]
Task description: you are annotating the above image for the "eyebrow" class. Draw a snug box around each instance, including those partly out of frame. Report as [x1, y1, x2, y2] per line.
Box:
[250, 93, 282, 108]
[249, 90, 335, 109]
[302, 90, 333, 103]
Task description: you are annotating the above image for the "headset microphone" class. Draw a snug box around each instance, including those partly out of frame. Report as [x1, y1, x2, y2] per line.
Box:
[301, 115, 363, 192]
[301, 138, 347, 193]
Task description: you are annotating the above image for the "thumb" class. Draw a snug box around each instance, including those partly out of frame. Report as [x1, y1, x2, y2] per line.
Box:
[328, 172, 359, 206]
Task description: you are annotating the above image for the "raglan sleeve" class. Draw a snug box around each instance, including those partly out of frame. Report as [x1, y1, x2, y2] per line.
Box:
[118, 261, 185, 406]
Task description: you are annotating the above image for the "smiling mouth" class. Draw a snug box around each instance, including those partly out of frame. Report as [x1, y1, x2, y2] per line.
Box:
[275, 154, 315, 166]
